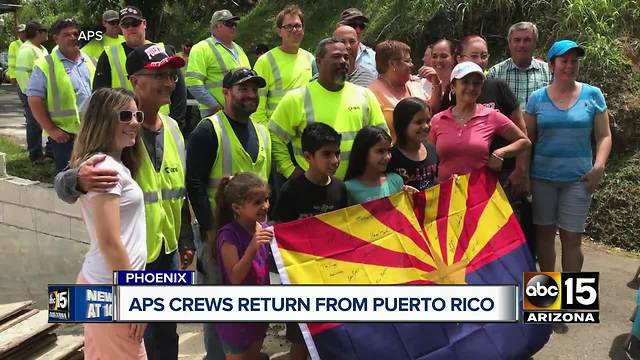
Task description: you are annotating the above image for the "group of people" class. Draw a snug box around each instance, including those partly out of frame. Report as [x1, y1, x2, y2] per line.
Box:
[5, 4, 612, 360]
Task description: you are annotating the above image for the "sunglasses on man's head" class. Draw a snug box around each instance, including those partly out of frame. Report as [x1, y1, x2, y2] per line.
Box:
[119, 110, 144, 123]
[120, 19, 142, 28]
[223, 21, 237, 28]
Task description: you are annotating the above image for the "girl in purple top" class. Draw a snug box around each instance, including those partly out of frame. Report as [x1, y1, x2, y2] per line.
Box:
[211, 172, 272, 359]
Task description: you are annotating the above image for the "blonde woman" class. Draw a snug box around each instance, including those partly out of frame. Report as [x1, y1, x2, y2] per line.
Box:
[71, 87, 148, 359]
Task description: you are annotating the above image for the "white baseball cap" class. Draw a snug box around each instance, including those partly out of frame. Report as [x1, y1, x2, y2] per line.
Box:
[450, 61, 485, 82]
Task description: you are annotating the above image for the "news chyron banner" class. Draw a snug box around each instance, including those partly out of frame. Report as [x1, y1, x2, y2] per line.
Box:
[49, 270, 517, 323]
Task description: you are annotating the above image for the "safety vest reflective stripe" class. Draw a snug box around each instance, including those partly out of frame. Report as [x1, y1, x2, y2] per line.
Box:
[209, 114, 270, 187]
[110, 45, 129, 89]
[141, 114, 186, 204]
[186, 71, 205, 80]
[265, 51, 283, 94]
[268, 120, 292, 143]
[204, 80, 223, 89]
[302, 85, 370, 126]
[143, 188, 186, 203]
[206, 38, 230, 73]
[164, 113, 186, 169]
[15, 66, 34, 72]
[212, 114, 232, 175]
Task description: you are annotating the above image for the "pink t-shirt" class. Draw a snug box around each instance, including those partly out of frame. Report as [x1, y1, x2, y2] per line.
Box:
[429, 104, 513, 182]
[368, 78, 428, 141]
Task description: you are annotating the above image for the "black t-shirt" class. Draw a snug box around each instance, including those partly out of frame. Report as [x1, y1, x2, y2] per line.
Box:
[440, 78, 519, 170]
[273, 175, 348, 222]
[388, 144, 438, 191]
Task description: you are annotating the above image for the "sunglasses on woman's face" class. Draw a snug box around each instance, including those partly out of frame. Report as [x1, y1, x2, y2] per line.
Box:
[119, 110, 144, 123]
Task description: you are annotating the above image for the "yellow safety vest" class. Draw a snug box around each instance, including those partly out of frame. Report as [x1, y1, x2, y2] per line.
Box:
[185, 38, 250, 110]
[269, 81, 388, 179]
[207, 112, 271, 209]
[105, 42, 170, 115]
[15, 40, 48, 93]
[7, 39, 23, 79]
[251, 47, 314, 126]
[81, 34, 124, 65]
[34, 51, 96, 135]
[135, 113, 186, 263]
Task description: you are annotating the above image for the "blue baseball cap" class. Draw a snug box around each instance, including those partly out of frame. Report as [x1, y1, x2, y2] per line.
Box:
[547, 40, 585, 62]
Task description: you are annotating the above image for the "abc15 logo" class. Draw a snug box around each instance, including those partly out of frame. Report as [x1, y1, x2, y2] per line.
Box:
[48, 288, 69, 311]
[523, 272, 599, 311]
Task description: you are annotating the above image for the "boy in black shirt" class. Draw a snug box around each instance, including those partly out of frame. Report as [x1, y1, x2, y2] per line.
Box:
[274, 123, 348, 222]
[272, 122, 347, 360]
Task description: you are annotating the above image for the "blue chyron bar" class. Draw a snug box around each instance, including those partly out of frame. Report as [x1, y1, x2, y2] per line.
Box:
[48, 285, 113, 322]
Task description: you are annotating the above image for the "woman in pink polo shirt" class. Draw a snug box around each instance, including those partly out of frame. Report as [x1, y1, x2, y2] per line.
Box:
[428, 62, 530, 182]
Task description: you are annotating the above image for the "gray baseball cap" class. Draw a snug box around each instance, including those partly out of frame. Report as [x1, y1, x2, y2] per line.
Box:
[102, 10, 119, 22]
[211, 9, 240, 25]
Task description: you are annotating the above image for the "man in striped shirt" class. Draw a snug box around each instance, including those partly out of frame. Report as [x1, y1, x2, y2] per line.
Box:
[488, 22, 551, 106]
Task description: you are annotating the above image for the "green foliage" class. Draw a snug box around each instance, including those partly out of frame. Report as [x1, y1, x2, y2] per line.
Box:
[0, 136, 56, 183]
[586, 149, 640, 251]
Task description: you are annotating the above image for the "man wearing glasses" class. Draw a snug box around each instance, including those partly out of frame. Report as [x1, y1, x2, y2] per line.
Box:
[186, 9, 250, 118]
[27, 18, 94, 172]
[92, 6, 187, 128]
[54, 44, 194, 359]
[251, 5, 315, 127]
[80, 10, 124, 64]
[338, 8, 377, 75]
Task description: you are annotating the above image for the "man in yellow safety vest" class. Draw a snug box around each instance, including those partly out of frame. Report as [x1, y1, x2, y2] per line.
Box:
[15, 21, 50, 162]
[269, 37, 387, 181]
[92, 5, 187, 128]
[186, 67, 270, 360]
[185, 9, 250, 118]
[80, 10, 124, 64]
[7, 23, 26, 85]
[251, 5, 315, 126]
[27, 18, 95, 172]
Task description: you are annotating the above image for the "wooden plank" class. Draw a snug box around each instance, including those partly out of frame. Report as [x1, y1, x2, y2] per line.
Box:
[0, 311, 57, 355]
[4, 333, 57, 360]
[0, 309, 39, 333]
[30, 335, 84, 360]
[0, 301, 34, 323]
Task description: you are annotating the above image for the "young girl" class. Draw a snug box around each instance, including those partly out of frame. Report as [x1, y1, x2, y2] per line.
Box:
[211, 172, 272, 360]
[388, 97, 438, 191]
[71, 88, 147, 359]
[345, 126, 417, 204]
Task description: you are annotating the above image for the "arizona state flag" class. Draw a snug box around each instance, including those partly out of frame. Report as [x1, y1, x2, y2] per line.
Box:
[272, 169, 552, 359]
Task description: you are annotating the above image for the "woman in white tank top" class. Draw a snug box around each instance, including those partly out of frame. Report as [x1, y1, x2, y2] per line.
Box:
[70, 87, 148, 359]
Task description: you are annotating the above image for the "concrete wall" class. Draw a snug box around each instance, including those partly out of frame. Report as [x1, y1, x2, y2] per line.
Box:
[0, 170, 89, 309]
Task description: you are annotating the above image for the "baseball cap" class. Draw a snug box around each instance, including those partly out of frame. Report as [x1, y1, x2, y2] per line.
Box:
[120, 6, 144, 22]
[102, 10, 119, 22]
[211, 9, 240, 25]
[25, 21, 48, 34]
[340, 8, 369, 23]
[450, 61, 485, 82]
[126, 44, 186, 76]
[17, 24, 26, 32]
[547, 40, 585, 62]
[222, 68, 266, 88]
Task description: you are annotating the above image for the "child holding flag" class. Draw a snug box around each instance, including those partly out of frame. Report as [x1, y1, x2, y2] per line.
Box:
[212, 172, 272, 359]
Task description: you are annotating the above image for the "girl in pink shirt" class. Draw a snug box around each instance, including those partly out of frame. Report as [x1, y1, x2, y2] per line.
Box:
[428, 62, 530, 182]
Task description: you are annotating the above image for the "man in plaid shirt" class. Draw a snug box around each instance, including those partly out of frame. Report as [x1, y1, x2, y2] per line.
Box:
[488, 22, 551, 106]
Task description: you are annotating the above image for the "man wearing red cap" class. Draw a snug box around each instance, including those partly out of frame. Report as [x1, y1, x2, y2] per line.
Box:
[54, 43, 194, 360]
